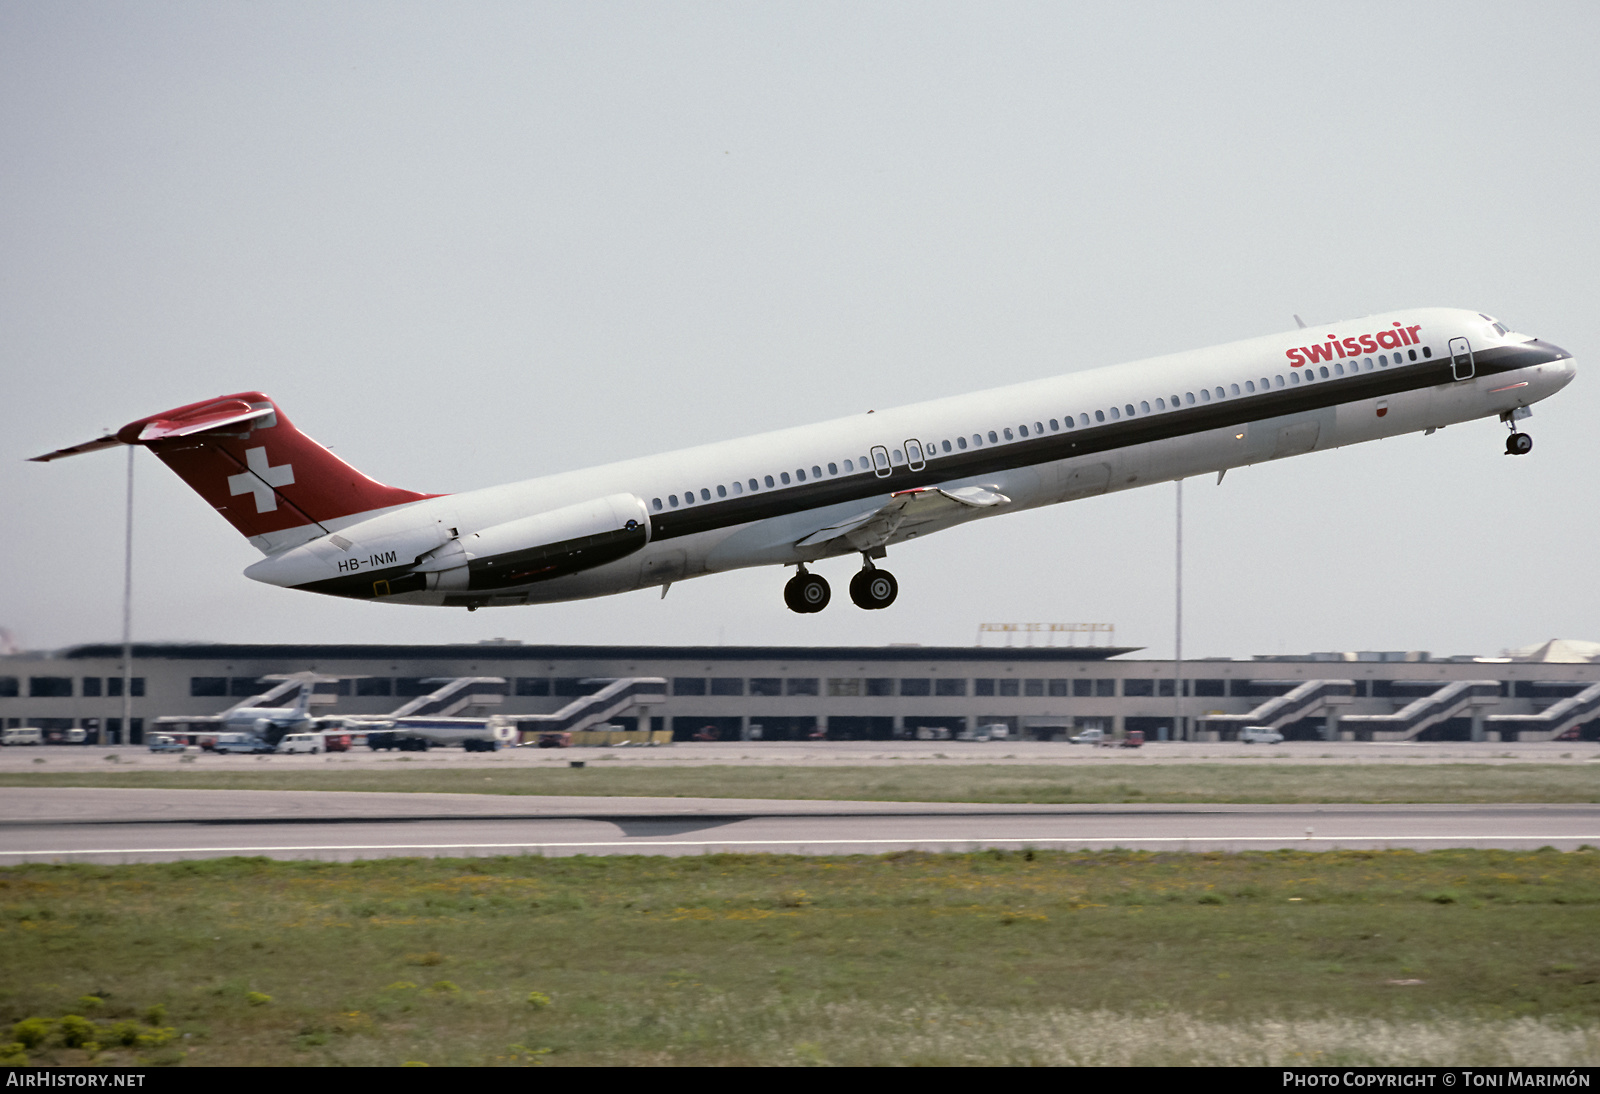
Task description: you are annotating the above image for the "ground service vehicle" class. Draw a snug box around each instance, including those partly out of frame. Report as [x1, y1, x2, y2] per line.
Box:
[1240, 726, 1285, 744]
[32, 311, 1573, 614]
[2, 728, 43, 746]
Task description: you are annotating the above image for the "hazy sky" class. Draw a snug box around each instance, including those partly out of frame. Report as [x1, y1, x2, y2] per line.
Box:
[4, 1, 1598, 660]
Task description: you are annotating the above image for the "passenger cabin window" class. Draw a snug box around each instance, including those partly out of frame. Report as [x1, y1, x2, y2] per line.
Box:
[1095, 410, 1105, 422]
[733, 481, 743, 494]
[652, 498, 663, 511]
[1003, 428, 1013, 440]
[1155, 397, 1166, 409]
[1244, 381, 1255, 393]
[764, 475, 775, 488]
[701, 488, 711, 501]
[1063, 417, 1074, 429]
[942, 440, 952, 452]
[795, 469, 806, 482]
[1109, 407, 1119, 420]
[1185, 392, 1196, 405]
[987, 431, 998, 443]
[1078, 413, 1090, 426]
[1140, 400, 1150, 413]
[1049, 419, 1059, 430]
[669, 495, 679, 507]
[1200, 389, 1211, 401]
[871, 446, 892, 477]
[683, 490, 694, 505]
[1125, 404, 1135, 416]
[1215, 387, 1224, 399]
[1290, 372, 1300, 384]
[827, 462, 837, 475]
[780, 472, 791, 484]
[905, 440, 925, 470]
[812, 465, 822, 478]
[957, 436, 968, 448]
[1018, 424, 1028, 437]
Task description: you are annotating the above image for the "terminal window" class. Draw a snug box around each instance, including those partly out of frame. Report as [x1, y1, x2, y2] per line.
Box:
[230, 677, 262, 697]
[900, 679, 931, 697]
[0, 678, 17, 698]
[396, 678, 435, 697]
[935, 678, 966, 697]
[1073, 679, 1093, 697]
[29, 677, 73, 698]
[360, 677, 397, 697]
[786, 678, 820, 696]
[108, 677, 143, 697]
[1123, 679, 1155, 697]
[974, 678, 995, 697]
[1193, 679, 1226, 698]
[998, 679, 1020, 697]
[710, 678, 744, 696]
[82, 677, 102, 697]
[674, 678, 708, 696]
[1049, 679, 1068, 697]
[865, 678, 893, 697]
[1024, 679, 1044, 697]
[191, 677, 227, 698]
[750, 678, 782, 697]
[829, 678, 863, 697]
[1095, 679, 1116, 697]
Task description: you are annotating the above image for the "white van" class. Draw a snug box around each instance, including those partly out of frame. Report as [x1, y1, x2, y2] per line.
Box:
[1240, 726, 1285, 744]
[278, 733, 323, 754]
[2, 727, 44, 746]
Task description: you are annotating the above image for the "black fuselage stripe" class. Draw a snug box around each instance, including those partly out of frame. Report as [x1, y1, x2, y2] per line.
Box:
[647, 343, 1564, 543]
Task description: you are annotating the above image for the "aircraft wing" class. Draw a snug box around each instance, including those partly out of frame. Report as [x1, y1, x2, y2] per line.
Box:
[795, 485, 1010, 551]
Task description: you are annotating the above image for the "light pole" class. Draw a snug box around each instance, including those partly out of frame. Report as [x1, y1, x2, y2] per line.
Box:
[119, 445, 134, 745]
[1174, 479, 1183, 742]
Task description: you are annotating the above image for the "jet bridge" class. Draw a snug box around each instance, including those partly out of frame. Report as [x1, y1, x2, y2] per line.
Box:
[1339, 680, 1501, 741]
[1485, 682, 1600, 741]
[1198, 679, 1354, 740]
[510, 677, 669, 741]
[386, 677, 509, 718]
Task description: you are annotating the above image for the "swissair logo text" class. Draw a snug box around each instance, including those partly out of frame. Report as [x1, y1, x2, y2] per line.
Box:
[1288, 322, 1421, 367]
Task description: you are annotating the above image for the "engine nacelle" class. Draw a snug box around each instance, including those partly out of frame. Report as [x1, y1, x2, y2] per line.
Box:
[246, 493, 650, 599]
[430, 493, 652, 591]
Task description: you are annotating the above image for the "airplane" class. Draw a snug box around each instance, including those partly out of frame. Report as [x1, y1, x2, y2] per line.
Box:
[151, 672, 324, 741]
[31, 307, 1574, 614]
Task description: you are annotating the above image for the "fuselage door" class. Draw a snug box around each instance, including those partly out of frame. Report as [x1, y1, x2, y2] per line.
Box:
[1449, 336, 1474, 381]
[904, 439, 926, 472]
[870, 445, 892, 478]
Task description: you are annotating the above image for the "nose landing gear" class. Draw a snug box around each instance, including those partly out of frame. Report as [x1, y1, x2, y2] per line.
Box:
[1501, 408, 1533, 456]
[783, 566, 831, 613]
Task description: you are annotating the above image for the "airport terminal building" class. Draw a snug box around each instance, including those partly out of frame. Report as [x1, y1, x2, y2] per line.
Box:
[3, 639, 1599, 745]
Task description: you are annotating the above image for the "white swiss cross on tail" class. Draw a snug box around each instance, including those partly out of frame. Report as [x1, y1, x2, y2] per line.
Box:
[228, 446, 295, 513]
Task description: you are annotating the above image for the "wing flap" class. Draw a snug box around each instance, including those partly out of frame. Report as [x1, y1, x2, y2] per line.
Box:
[795, 485, 1010, 550]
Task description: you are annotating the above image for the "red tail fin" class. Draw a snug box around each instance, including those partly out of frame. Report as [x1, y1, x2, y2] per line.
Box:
[32, 392, 439, 551]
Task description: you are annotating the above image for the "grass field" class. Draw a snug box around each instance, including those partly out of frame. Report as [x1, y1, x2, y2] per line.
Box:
[2, 762, 1598, 803]
[3, 848, 1599, 1066]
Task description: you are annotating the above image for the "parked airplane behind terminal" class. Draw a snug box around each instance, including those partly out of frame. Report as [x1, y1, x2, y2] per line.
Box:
[32, 308, 1574, 613]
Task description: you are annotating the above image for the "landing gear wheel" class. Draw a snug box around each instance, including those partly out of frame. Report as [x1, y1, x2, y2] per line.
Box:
[1505, 432, 1533, 456]
[849, 568, 898, 610]
[784, 571, 831, 613]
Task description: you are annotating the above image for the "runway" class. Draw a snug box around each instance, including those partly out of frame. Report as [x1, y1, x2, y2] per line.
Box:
[3, 788, 1597, 863]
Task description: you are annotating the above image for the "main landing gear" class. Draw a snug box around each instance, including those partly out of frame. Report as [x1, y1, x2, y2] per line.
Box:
[849, 564, 898, 610]
[783, 559, 899, 613]
[783, 566, 831, 613]
[1501, 409, 1533, 456]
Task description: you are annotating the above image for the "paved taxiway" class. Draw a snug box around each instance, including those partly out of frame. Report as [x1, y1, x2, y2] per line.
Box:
[3, 788, 1597, 863]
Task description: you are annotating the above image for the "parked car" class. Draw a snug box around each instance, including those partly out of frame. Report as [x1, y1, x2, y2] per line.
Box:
[147, 734, 185, 753]
[1240, 726, 1284, 744]
[1068, 728, 1106, 745]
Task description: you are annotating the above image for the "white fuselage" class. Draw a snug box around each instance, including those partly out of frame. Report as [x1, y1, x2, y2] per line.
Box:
[244, 308, 1575, 608]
